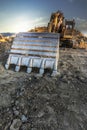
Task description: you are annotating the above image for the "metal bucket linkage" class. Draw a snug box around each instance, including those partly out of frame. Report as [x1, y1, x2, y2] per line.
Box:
[5, 32, 60, 76]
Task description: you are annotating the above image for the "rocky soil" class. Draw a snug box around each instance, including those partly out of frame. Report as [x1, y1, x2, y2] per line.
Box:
[0, 48, 87, 130]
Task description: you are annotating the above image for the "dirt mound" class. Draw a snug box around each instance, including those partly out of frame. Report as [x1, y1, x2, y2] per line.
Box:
[0, 42, 12, 53]
[0, 48, 87, 130]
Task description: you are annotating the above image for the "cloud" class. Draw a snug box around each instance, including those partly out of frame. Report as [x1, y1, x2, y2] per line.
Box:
[76, 17, 86, 22]
[32, 17, 48, 25]
[27, 17, 48, 29]
[17, 17, 48, 32]
[34, 17, 45, 23]
[75, 17, 87, 32]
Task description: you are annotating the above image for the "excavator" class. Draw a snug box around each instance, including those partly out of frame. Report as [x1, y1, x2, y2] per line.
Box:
[29, 10, 86, 49]
[47, 11, 76, 47]
[30, 10, 77, 48]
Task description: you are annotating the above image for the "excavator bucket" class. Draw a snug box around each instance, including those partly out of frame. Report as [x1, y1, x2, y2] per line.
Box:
[5, 32, 60, 76]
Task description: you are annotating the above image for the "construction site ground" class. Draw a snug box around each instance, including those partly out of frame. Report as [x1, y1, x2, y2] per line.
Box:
[0, 48, 87, 130]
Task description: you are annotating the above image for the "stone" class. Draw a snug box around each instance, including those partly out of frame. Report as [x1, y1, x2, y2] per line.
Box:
[0, 94, 11, 107]
[10, 119, 22, 130]
[29, 77, 32, 81]
[15, 100, 19, 106]
[13, 110, 19, 116]
[21, 115, 27, 122]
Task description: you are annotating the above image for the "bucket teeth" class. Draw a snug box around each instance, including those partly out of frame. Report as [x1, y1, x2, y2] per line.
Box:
[27, 67, 32, 73]
[51, 71, 60, 77]
[5, 64, 9, 69]
[5, 32, 59, 76]
[39, 68, 44, 75]
[15, 65, 20, 72]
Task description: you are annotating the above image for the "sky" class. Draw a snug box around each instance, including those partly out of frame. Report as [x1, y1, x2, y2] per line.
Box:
[0, 0, 87, 35]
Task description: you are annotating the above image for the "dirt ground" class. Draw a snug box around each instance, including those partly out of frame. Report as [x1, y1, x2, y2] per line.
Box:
[0, 48, 87, 130]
